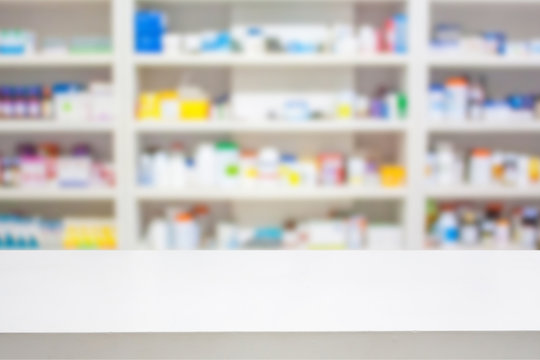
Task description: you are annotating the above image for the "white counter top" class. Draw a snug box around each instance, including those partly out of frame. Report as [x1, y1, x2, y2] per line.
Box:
[1, 251, 540, 333]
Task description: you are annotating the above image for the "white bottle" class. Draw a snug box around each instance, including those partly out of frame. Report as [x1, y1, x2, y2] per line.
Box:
[347, 156, 366, 186]
[358, 25, 377, 53]
[173, 213, 200, 250]
[435, 142, 458, 185]
[437, 208, 459, 247]
[152, 150, 171, 188]
[195, 143, 216, 187]
[469, 149, 492, 186]
[215, 141, 240, 188]
[445, 78, 468, 121]
[138, 149, 155, 187]
[258, 147, 280, 187]
[169, 143, 186, 188]
[146, 218, 169, 250]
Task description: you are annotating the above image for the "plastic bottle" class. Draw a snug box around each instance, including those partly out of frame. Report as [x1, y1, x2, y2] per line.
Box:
[429, 84, 446, 121]
[347, 155, 366, 186]
[138, 148, 155, 186]
[437, 204, 459, 247]
[258, 147, 280, 187]
[445, 77, 468, 121]
[152, 149, 171, 188]
[173, 212, 200, 250]
[240, 150, 258, 188]
[482, 203, 502, 243]
[146, 218, 169, 250]
[468, 78, 486, 120]
[0, 87, 7, 118]
[28, 86, 42, 118]
[299, 156, 318, 187]
[169, 143, 186, 188]
[521, 207, 539, 249]
[358, 25, 377, 53]
[460, 209, 479, 246]
[495, 218, 511, 249]
[435, 142, 458, 185]
[194, 143, 216, 187]
[215, 141, 240, 188]
[469, 148, 492, 185]
[41, 86, 53, 119]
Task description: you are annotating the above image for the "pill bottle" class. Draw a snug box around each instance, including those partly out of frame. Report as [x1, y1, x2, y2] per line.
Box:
[174, 212, 200, 250]
[435, 142, 458, 185]
[469, 148, 492, 185]
[428, 84, 446, 121]
[215, 141, 240, 188]
[468, 78, 486, 120]
[0, 87, 8, 119]
[195, 143, 216, 187]
[482, 203, 502, 242]
[299, 156, 318, 187]
[495, 218, 511, 249]
[41, 86, 53, 119]
[169, 143, 186, 188]
[460, 209, 479, 246]
[437, 204, 459, 247]
[319, 152, 345, 186]
[258, 147, 280, 187]
[445, 77, 468, 121]
[528, 156, 540, 184]
[240, 149, 258, 188]
[358, 25, 377, 53]
[158, 90, 179, 121]
[347, 155, 366, 186]
[521, 207, 539, 250]
[280, 153, 301, 187]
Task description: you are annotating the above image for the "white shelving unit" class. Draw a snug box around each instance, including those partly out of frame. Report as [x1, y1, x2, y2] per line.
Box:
[1, 0, 539, 249]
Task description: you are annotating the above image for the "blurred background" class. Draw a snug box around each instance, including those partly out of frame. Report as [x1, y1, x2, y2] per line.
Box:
[1, 0, 540, 251]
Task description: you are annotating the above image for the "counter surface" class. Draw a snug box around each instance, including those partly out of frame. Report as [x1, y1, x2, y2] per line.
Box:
[1, 251, 539, 333]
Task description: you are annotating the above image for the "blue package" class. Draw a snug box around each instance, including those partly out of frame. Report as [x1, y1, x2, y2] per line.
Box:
[483, 31, 506, 55]
[135, 10, 166, 53]
[285, 41, 318, 54]
[201, 32, 233, 53]
[394, 13, 408, 54]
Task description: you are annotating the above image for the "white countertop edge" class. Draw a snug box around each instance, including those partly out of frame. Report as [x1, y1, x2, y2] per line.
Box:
[1, 251, 539, 333]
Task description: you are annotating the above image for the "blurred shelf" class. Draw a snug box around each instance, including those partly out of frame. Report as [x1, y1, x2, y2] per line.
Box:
[429, 55, 540, 69]
[135, 120, 407, 134]
[134, 54, 408, 68]
[0, 188, 116, 201]
[0, 54, 113, 67]
[425, 186, 540, 199]
[0, 121, 114, 133]
[136, 187, 406, 202]
[426, 122, 540, 134]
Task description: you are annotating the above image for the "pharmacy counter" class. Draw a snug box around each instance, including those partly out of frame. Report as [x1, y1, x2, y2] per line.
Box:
[1, 251, 540, 359]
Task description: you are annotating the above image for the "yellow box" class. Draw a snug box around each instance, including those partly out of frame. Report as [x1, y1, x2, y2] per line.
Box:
[180, 99, 210, 121]
[137, 92, 161, 120]
[381, 165, 406, 187]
